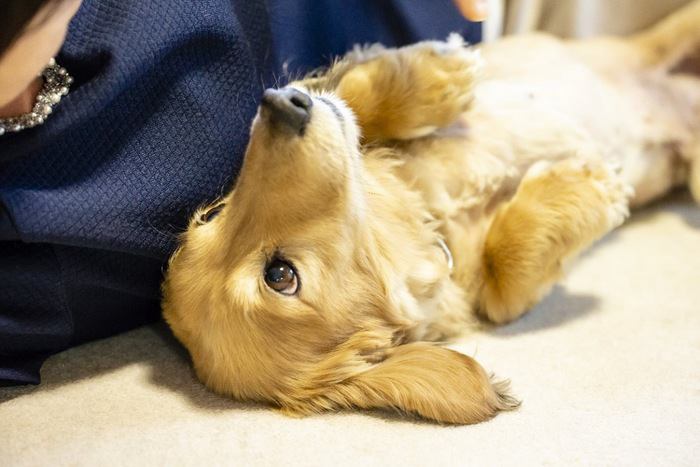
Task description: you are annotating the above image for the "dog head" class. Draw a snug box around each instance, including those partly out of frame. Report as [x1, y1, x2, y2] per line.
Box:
[162, 85, 512, 424]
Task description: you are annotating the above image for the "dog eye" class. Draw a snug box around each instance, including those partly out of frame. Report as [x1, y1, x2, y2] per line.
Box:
[264, 259, 298, 295]
[198, 203, 225, 224]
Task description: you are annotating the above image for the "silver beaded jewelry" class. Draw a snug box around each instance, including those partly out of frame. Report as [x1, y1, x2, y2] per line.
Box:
[0, 58, 73, 136]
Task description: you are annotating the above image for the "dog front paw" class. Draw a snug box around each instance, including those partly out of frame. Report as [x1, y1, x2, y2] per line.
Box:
[336, 35, 481, 141]
[395, 35, 482, 138]
[532, 158, 633, 232]
[589, 162, 634, 229]
[479, 157, 633, 324]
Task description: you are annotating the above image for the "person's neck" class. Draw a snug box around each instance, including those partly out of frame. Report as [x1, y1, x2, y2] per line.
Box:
[0, 77, 43, 119]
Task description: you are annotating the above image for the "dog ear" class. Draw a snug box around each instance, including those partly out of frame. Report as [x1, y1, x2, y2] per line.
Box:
[343, 343, 518, 424]
[282, 335, 518, 424]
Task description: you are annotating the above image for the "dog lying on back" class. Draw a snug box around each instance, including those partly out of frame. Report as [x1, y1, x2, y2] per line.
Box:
[162, 2, 700, 424]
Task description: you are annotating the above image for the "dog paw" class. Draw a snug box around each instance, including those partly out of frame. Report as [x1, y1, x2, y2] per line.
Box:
[530, 158, 634, 230]
[574, 159, 634, 229]
[335, 36, 481, 141]
[391, 36, 482, 138]
[414, 37, 481, 103]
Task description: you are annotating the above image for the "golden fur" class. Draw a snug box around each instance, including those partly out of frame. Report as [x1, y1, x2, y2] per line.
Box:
[162, 2, 700, 424]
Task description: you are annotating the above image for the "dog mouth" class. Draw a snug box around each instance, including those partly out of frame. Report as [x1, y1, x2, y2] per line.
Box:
[316, 96, 344, 123]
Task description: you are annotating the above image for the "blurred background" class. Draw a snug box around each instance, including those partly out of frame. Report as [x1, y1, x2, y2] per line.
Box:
[484, 0, 692, 40]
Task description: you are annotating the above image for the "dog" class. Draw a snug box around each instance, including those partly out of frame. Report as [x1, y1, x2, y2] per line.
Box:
[162, 1, 700, 424]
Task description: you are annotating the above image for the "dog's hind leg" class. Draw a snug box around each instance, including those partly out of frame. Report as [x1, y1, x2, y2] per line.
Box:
[635, 0, 700, 68]
[477, 158, 633, 324]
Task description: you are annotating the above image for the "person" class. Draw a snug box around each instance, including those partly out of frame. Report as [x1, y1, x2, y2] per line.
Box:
[0, 0, 484, 385]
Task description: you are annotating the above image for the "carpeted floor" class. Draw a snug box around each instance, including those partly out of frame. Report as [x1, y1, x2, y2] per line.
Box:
[2, 192, 699, 466]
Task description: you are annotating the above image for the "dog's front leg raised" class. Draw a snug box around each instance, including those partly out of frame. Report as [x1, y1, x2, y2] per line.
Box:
[332, 35, 480, 142]
[478, 158, 633, 324]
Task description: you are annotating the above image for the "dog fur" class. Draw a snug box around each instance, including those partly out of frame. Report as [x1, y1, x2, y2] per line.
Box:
[162, 2, 700, 424]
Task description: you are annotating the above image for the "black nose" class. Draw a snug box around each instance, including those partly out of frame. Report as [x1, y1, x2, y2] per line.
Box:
[261, 88, 313, 135]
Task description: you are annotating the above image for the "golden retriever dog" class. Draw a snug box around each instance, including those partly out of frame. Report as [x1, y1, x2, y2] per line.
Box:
[162, 2, 700, 424]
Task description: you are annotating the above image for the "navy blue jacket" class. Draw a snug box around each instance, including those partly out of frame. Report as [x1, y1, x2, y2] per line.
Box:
[0, 0, 480, 385]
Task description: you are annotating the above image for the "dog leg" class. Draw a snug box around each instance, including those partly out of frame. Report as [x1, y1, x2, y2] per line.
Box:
[332, 35, 480, 142]
[635, 0, 700, 67]
[478, 158, 633, 324]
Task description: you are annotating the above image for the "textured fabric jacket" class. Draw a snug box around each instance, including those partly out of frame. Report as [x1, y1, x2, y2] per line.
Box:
[0, 0, 479, 385]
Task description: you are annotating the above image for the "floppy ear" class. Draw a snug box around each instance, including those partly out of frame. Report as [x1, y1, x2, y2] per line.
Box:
[344, 343, 518, 424]
[283, 336, 518, 424]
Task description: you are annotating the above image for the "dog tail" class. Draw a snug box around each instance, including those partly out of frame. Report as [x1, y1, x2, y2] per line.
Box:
[633, 0, 700, 72]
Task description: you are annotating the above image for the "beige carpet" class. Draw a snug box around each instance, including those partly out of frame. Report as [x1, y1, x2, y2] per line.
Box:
[2, 193, 699, 466]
